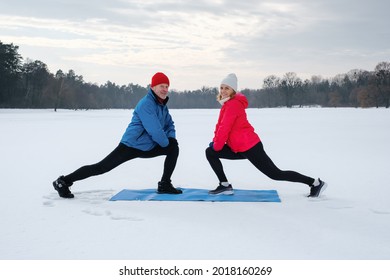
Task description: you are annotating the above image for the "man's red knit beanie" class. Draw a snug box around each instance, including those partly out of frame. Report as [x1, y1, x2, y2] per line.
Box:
[151, 72, 170, 87]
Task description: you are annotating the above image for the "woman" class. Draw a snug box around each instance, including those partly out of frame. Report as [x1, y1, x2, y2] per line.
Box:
[205, 73, 327, 197]
[53, 72, 182, 198]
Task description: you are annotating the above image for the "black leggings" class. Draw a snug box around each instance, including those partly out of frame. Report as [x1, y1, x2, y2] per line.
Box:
[205, 142, 314, 186]
[64, 139, 179, 184]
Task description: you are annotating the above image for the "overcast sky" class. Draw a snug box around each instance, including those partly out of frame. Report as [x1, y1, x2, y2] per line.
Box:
[1, 0, 389, 90]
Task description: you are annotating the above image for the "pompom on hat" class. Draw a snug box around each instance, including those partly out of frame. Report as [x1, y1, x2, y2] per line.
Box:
[151, 72, 170, 87]
[221, 73, 238, 92]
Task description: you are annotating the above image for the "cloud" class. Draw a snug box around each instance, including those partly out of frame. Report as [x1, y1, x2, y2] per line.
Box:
[1, 0, 389, 90]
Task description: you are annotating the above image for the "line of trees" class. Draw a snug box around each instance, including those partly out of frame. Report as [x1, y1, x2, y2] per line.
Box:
[1, 41, 389, 109]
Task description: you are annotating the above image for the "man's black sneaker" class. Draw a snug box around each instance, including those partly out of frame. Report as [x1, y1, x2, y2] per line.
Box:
[157, 181, 182, 194]
[308, 179, 327, 198]
[209, 183, 234, 195]
[53, 176, 74, 198]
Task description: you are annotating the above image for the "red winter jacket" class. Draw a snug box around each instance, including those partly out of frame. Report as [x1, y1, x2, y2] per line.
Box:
[213, 93, 261, 152]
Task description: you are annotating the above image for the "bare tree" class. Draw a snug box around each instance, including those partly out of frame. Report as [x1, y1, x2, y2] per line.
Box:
[263, 75, 280, 108]
[374, 61, 390, 108]
[280, 72, 301, 108]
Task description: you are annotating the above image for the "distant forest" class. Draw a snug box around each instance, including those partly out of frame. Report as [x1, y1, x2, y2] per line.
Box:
[1, 41, 389, 109]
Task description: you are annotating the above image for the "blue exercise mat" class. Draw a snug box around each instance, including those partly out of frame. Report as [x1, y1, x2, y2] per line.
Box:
[110, 188, 281, 202]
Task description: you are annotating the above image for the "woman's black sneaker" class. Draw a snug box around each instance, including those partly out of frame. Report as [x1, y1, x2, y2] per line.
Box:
[307, 179, 327, 198]
[157, 181, 182, 194]
[209, 183, 234, 195]
[53, 176, 74, 198]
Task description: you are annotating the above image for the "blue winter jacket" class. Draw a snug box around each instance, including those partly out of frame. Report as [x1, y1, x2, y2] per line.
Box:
[120, 89, 176, 151]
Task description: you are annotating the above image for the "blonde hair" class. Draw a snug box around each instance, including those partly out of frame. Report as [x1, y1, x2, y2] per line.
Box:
[217, 87, 236, 101]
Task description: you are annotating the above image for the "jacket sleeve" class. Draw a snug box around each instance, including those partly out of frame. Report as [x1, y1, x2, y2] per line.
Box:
[213, 102, 239, 151]
[137, 99, 170, 147]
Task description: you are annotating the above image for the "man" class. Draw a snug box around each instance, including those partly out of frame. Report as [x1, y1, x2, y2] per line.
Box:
[53, 72, 182, 198]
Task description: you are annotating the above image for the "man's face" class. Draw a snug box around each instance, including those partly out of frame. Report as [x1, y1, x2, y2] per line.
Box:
[152, 83, 169, 99]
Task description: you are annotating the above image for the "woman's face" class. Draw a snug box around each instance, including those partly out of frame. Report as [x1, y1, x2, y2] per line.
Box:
[220, 84, 234, 98]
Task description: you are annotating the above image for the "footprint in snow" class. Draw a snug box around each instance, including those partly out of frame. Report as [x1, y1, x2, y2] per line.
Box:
[42, 194, 64, 206]
[74, 189, 115, 202]
[82, 208, 143, 221]
[370, 209, 390, 215]
[42, 200, 54, 207]
[110, 215, 143, 222]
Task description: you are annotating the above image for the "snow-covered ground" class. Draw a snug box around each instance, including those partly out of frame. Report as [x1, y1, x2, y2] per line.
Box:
[0, 108, 389, 277]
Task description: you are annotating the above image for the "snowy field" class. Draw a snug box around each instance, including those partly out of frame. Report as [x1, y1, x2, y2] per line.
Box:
[0, 108, 389, 267]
